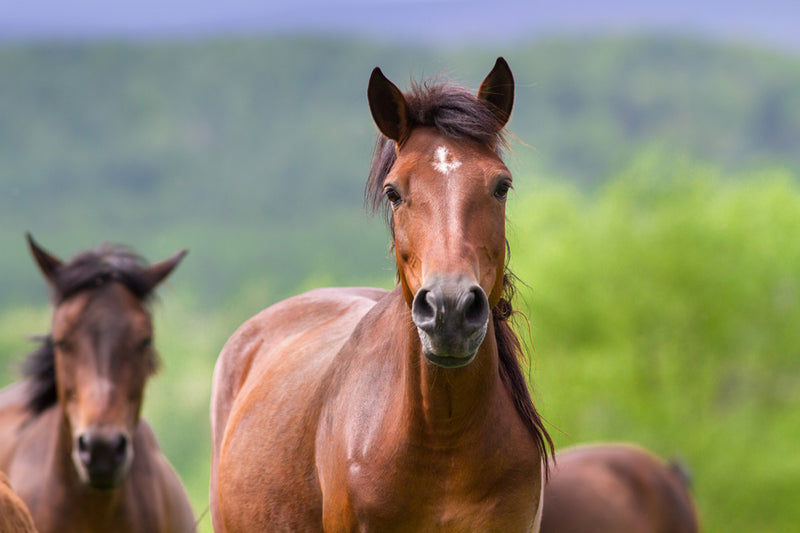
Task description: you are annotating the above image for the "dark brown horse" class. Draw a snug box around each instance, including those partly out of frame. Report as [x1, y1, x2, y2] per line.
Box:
[0, 472, 37, 533]
[210, 58, 552, 531]
[540, 443, 700, 533]
[0, 235, 196, 533]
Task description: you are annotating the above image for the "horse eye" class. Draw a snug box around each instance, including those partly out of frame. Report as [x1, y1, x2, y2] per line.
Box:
[53, 339, 73, 353]
[384, 186, 402, 206]
[138, 338, 153, 352]
[493, 181, 512, 200]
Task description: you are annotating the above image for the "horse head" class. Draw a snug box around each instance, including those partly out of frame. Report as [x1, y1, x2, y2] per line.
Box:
[367, 58, 515, 368]
[26, 234, 185, 490]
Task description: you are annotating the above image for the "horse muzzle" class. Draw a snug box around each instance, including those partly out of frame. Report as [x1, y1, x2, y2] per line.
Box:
[411, 274, 490, 368]
[73, 428, 133, 490]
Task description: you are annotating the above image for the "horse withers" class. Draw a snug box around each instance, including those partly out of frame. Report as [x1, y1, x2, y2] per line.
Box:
[541, 443, 700, 533]
[211, 58, 552, 531]
[0, 235, 196, 533]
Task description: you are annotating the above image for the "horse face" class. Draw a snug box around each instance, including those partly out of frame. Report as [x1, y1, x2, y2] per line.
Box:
[368, 59, 515, 368]
[51, 284, 155, 490]
[386, 130, 510, 367]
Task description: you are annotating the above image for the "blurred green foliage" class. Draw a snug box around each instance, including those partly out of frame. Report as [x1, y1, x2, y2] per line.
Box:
[509, 153, 800, 532]
[1, 35, 799, 532]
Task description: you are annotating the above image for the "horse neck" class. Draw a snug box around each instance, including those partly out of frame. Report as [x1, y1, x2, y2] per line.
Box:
[385, 289, 502, 441]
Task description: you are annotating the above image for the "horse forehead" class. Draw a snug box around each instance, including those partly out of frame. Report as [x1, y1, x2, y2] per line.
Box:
[53, 284, 150, 338]
[398, 130, 503, 182]
[52, 293, 91, 334]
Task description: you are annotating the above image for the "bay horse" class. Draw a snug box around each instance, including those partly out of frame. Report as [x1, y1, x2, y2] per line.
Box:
[210, 57, 552, 531]
[0, 235, 196, 533]
[540, 443, 700, 533]
[0, 472, 37, 533]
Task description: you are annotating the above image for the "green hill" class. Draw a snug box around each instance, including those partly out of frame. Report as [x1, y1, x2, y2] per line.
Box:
[1, 36, 799, 314]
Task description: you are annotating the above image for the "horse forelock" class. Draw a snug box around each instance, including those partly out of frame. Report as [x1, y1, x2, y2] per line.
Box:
[51, 244, 156, 304]
[365, 78, 509, 223]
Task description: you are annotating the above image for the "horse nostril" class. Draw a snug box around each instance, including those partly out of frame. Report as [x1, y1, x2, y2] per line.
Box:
[76, 431, 128, 469]
[74, 430, 131, 488]
[77, 433, 92, 464]
[462, 286, 489, 329]
[412, 282, 488, 335]
[412, 288, 438, 330]
[113, 434, 128, 464]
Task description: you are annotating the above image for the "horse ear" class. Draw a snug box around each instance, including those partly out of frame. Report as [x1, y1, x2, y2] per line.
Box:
[144, 249, 188, 291]
[368, 67, 410, 143]
[26, 233, 63, 285]
[478, 57, 514, 129]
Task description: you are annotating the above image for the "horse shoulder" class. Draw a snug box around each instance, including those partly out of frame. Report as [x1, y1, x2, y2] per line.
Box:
[2, 407, 76, 532]
[211, 287, 385, 441]
[211, 287, 385, 531]
[128, 421, 196, 532]
[3, 407, 63, 501]
[0, 471, 37, 533]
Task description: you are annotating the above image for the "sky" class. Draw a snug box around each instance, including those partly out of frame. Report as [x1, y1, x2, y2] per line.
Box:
[1, 0, 799, 52]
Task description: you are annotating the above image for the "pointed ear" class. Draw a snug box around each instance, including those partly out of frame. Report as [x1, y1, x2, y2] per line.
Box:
[478, 57, 514, 129]
[143, 249, 187, 291]
[368, 67, 410, 143]
[26, 233, 63, 285]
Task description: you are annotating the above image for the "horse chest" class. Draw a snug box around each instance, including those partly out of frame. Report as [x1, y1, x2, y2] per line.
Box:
[18, 469, 160, 533]
[32, 501, 149, 533]
[336, 439, 539, 532]
[5, 412, 177, 533]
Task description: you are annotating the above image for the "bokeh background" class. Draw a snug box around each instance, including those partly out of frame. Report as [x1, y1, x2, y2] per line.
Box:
[1, 2, 799, 531]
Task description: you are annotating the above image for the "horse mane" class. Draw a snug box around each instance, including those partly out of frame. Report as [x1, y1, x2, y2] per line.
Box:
[494, 272, 554, 479]
[22, 244, 161, 416]
[364, 76, 553, 475]
[21, 337, 57, 416]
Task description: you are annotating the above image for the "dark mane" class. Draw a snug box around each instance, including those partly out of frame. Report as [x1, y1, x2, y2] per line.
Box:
[494, 273, 554, 479]
[49, 244, 157, 304]
[363, 76, 553, 476]
[366, 77, 509, 223]
[21, 337, 57, 416]
[22, 244, 160, 416]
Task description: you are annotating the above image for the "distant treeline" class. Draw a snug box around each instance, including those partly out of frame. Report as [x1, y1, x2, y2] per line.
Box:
[1, 35, 799, 314]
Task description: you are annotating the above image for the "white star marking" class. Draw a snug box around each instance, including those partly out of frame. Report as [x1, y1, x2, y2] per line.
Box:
[433, 146, 462, 174]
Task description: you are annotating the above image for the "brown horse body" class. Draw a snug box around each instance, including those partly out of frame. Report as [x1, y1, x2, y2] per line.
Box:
[0, 236, 196, 533]
[540, 443, 700, 533]
[211, 59, 551, 532]
[0, 471, 37, 533]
